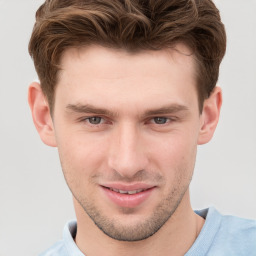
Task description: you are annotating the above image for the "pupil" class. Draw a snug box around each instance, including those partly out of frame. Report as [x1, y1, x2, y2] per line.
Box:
[154, 117, 167, 124]
[89, 117, 101, 124]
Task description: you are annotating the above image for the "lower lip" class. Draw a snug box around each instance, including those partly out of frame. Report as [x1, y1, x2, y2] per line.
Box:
[101, 187, 155, 208]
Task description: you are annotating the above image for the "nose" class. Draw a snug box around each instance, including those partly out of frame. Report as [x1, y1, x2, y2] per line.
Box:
[107, 122, 149, 179]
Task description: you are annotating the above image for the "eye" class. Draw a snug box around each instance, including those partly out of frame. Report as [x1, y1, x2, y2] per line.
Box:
[87, 117, 102, 124]
[153, 117, 168, 124]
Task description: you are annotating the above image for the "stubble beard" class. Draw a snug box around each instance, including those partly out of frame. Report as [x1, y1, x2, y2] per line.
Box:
[72, 175, 191, 242]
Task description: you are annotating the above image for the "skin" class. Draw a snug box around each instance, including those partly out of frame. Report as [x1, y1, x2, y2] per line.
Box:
[28, 44, 222, 256]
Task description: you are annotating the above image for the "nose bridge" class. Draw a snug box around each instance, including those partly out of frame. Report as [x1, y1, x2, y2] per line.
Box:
[108, 121, 147, 178]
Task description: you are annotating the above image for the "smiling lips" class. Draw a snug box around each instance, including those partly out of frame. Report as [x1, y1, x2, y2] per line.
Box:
[101, 184, 155, 208]
[109, 187, 147, 195]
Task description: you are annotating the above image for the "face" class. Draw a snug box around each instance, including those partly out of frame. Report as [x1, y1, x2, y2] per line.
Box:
[52, 45, 203, 241]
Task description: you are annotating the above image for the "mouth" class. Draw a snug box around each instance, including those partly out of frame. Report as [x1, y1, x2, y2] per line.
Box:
[107, 187, 149, 195]
[101, 184, 155, 208]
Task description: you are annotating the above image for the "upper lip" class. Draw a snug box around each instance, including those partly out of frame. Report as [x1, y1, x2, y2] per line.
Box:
[101, 183, 155, 191]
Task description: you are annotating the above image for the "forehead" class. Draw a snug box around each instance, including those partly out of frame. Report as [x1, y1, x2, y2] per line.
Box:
[56, 44, 198, 112]
[59, 44, 195, 79]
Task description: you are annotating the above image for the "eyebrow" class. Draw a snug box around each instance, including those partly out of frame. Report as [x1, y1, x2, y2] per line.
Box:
[66, 104, 117, 117]
[144, 104, 189, 116]
[66, 103, 189, 118]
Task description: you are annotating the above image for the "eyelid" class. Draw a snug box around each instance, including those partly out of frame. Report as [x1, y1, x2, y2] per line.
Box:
[87, 116, 103, 125]
[76, 115, 178, 125]
[152, 117, 170, 124]
[77, 115, 103, 121]
[146, 116, 177, 123]
[77, 115, 113, 126]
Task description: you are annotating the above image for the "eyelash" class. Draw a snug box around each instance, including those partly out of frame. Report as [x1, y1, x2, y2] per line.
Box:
[78, 116, 107, 126]
[85, 117, 104, 125]
[79, 116, 176, 126]
[150, 117, 171, 125]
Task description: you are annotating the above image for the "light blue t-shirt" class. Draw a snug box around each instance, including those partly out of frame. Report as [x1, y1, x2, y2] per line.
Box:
[40, 207, 256, 256]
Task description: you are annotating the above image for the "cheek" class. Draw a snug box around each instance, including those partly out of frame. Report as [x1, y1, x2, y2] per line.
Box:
[149, 132, 198, 177]
[56, 128, 112, 180]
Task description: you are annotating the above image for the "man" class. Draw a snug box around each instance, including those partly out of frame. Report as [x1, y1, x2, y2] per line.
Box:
[28, 0, 256, 255]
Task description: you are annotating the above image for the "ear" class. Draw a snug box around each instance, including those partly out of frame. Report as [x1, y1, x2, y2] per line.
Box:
[28, 82, 57, 147]
[197, 86, 222, 145]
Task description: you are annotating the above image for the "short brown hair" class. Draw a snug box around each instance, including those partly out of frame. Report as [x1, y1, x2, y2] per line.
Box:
[29, 0, 226, 112]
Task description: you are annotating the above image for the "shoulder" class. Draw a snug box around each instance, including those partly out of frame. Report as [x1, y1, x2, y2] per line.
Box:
[39, 240, 68, 256]
[188, 207, 256, 256]
[39, 219, 82, 256]
[197, 207, 256, 236]
[217, 213, 256, 246]
[205, 208, 256, 255]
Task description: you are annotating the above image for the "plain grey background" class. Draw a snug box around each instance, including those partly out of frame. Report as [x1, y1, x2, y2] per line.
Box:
[0, 0, 255, 255]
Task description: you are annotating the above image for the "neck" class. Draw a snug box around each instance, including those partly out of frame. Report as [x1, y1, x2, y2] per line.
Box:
[74, 191, 205, 256]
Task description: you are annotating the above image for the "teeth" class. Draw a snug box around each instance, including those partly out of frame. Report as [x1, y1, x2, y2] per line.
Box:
[128, 190, 138, 195]
[119, 190, 128, 194]
[110, 188, 145, 194]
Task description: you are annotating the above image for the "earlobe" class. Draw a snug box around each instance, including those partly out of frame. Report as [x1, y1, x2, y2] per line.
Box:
[198, 87, 222, 145]
[28, 82, 57, 147]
